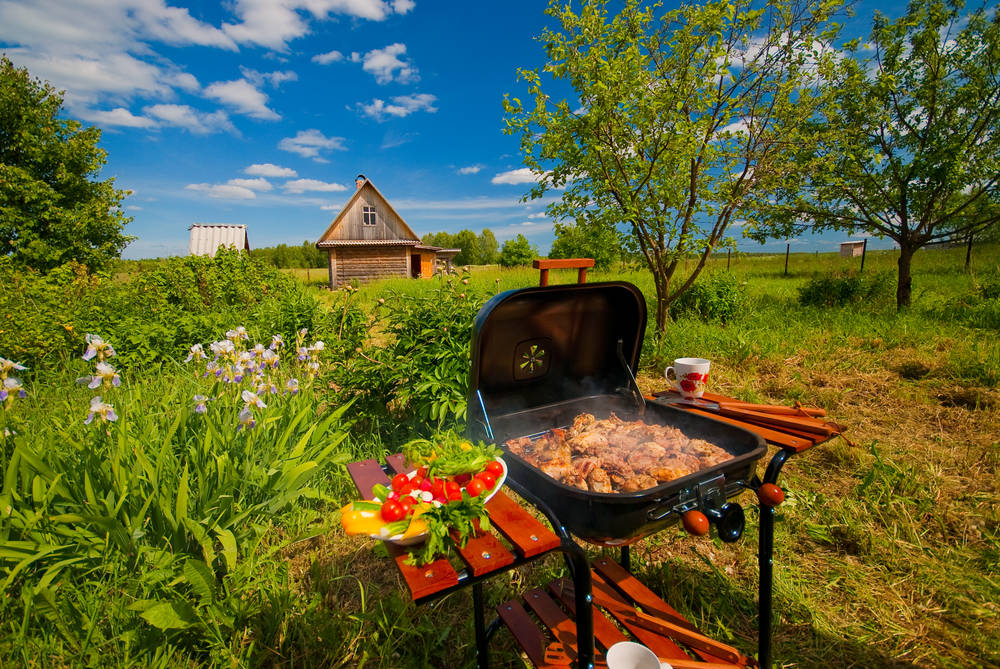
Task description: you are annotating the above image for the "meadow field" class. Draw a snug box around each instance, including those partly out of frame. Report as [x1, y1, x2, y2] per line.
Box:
[1, 245, 997, 668]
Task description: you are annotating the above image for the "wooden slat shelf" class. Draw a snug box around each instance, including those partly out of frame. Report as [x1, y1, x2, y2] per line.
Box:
[346, 454, 562, 604]
[498, 559, 756, 669]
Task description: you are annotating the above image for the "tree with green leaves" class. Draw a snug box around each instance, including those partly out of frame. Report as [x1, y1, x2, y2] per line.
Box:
[549, 220, 623, 269]
[757, 0, 1000, 309]
[504, 0, 840, 332]
[0, 56, 133, 273]
[499, 233, 539, 267]
[420, 228, 501, 265]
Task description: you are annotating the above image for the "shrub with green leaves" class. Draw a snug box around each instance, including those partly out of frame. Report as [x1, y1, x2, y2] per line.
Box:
[797, 271, 891, 308]
[668, 272, 748, 322]
[0, 330, 352, 663]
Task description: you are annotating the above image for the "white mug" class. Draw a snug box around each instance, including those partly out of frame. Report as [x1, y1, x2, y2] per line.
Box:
[664, 357, 711, 400]
[605, 641, 673, 669]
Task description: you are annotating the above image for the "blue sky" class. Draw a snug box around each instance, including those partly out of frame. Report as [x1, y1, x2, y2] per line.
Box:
[1, 0, 902, 259]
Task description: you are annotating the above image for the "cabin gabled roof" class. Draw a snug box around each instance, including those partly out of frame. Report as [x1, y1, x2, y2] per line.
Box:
[315, 178, 420, 247]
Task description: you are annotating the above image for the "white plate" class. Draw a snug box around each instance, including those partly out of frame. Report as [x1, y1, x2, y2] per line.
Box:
[373, 458, 508, 546]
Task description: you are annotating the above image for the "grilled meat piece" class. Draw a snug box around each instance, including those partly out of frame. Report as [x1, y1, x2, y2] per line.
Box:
[505, 413, 733, 494]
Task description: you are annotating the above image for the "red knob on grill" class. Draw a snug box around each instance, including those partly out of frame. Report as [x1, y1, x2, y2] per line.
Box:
[758, 483, 785, 507]
[682, 510, 710, 536]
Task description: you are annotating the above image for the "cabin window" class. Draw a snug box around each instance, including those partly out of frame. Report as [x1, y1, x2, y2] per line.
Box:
[362, 206, 377, 226]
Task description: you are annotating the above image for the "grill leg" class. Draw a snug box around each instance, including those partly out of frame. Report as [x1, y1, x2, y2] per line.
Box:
[758, 449, 790, 669]
[620, 545, 631, 573]
[565, 542, 594, 669]
[474, 582, 489, 669]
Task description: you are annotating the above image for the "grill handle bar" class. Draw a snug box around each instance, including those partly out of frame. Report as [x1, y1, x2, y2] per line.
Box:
[475, 389, 495, 442]
[616, 338, 646, 417]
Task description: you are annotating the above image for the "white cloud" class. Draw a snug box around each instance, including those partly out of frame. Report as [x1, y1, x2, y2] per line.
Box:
[143, 104, 235, 134]
[80, 107, 158, 128]
[204, 79, 280, 120]
[185, 183, 256, 199]
[239, 66, 298, 88]
[527, 212, 547, 219]
[312, 50, 344, 64]
[457, 165, 482, 175]
[222, 0, 410, 50]
[227, 177, 273, 191]
[719, 119, 749, 135]
[356, 93, 437, 121]
[320, 203, 342, 210]
[491, 168, 541, 185]
[283, 179, 349, 194]
[245, 163, 297, 177]
[358, 43, 417, 84]
[278, 129, 347, 159]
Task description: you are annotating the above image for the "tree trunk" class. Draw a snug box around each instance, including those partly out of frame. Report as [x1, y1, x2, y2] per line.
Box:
[896, 243, 916, 309]
[654, 278, 668, 334]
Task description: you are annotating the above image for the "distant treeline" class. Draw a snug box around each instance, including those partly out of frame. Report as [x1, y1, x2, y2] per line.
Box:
[420, 229, 499, 266]
[249, 241, 327, 268]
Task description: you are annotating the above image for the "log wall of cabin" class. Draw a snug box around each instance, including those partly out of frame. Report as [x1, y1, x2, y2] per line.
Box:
[332, 246, 408, 286]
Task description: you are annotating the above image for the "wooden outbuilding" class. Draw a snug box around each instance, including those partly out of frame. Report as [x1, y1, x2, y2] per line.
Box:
[839, 240, 865, 258]
[316, 175, 459, 288]
[188, 224, 250, 256]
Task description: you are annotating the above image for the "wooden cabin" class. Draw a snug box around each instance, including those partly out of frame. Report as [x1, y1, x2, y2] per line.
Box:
[316, 175, 459, 288]
[188, 224, 250, 256]
[839, 240, 865, 258]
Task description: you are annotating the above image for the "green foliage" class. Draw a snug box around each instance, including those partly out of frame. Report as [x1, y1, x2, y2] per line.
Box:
[335, 274, 485, 436]
[549, 220, 623, 270]
[797, 271, 891, 308]
[0, 333, 352, 663]
[0, 56, 133, 273]
[249, 240, 326, 268]
[760, 0, 1000, 308]
[421, 228, 500, 265]
[503, 0, 841, 331]
[498, 233, 538, 267]
[668, 273, 748, 322]
[0, 249, 334, 370]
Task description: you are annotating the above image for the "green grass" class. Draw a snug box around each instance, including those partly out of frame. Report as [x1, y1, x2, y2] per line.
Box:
[2, 243, 998, 668]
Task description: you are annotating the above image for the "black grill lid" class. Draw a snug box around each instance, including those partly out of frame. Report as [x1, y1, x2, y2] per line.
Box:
[468, 282, 647, 433]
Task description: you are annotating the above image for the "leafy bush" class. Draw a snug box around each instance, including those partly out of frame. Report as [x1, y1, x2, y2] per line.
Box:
[0, 330, 351, 663]
[797, 271, 891, 307]
[668, 272, 748, 322]
[1, 250, 330, 370]
[334, 274, 486, 437]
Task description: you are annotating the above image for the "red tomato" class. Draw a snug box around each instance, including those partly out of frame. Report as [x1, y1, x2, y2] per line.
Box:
[454, 473, 471, 485]
[476, 472, 497, 490]
[466, 479, 486, 497]
[398, 483, 415, 496]
[380, 500, 405, 522]
[416, 466, 429, 479]
[391, 473, 409, 492]
[447, 491, 463, 503]
[444, 481, 461, 497]
[398, 496, 416, 514]
[431, 479, 445, 496]
[485, 461, 504, 477]
[411, 476, 425, 490]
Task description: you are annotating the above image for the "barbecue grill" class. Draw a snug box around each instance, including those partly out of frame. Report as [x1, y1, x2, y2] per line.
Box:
[467, 281, 767, 545]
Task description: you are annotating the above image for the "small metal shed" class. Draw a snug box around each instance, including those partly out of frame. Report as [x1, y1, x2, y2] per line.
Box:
[189, 224, 250, 256]
[839, 240, 865, 258]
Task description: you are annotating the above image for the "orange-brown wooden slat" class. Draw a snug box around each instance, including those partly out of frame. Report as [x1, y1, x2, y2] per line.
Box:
[589, 575, 693, 661]
[593, 559, 728, 664]
[496, 599, 556, 669]
[548, 579, 629, 651]
[668, 405, 814, 452]
[346, 459, 391, 498]
[450, 522, 516, 577]
[523, 588, 581, 663]
[486, 491, 561, 557]
[590, 575, 747, 666]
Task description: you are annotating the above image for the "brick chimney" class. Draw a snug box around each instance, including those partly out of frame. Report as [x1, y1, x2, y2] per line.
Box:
[355, 174, 366, 190]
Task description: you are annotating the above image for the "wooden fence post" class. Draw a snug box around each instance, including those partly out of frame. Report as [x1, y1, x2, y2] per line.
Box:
[727, 249, 731, 270]
[966, 233, 973, 271]
[784, 243, 790, 276]
[860, 238, 868, 273]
